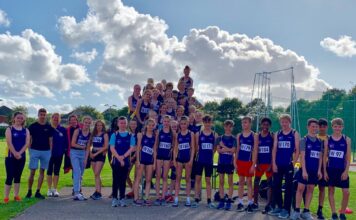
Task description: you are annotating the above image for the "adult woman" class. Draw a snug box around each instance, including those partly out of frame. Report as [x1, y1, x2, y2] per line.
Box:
[47, 113, 67, 197]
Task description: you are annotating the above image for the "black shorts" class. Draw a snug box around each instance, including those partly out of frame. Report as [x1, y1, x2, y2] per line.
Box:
[318, 177, 328, 187]
[317, 165, 328, 187]
[140, 160, 154, 166]
[195, 162, 213, 177]
[91, 150, 106, 163]
[157, 154, 171, 161]
[327, 167, 349, 189]
[191, 160, 197, 179]
[176, 157, 190, 164]
[217, 163, 234, 175]
[47, 156, 63, 176]
[296, 169, 319, 185]
[170, 166, 176, 180]
[92, 153, 106, 163]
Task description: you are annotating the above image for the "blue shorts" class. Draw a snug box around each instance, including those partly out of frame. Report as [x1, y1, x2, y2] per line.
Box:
[29, 149, 51, 170]
[296, 169, 319, 185]
[327, 167, 349, 189]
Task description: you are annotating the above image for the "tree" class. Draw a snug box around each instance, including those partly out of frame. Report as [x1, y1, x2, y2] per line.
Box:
[218, 98, 243, 120]
[203, 101, 219, 118]
[118, 106, 129, 117]
[321, 88, 347, 101]
[73, 105, 104, 121]
[350, 85, 356, 95]
[25, 117, 37, 127]
[103, 108, 118, 123]
[12, 106, 29, 116]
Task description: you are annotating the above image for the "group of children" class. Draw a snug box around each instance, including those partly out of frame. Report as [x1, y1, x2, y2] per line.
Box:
[3, 65, 352, 220]
[107, 110, 351, 220]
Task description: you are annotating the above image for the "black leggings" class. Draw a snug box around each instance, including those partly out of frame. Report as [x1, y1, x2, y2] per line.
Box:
[47, 156, 63, 176]
[112, 163, 129, 199]
[272, 164, 294, 212]
[5, 157, 26, 185]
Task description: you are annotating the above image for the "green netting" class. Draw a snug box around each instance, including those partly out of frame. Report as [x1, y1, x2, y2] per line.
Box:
[267, 94, 356, 161]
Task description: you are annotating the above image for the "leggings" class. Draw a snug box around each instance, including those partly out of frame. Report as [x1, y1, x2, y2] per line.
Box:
[272, 164, 294, 212]
[47, 156, 63, 176]
[112, 162, 129, 199]
[5, 157, 26, 185]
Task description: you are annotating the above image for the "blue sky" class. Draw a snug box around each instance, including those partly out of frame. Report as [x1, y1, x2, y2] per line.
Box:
[122, 0, 356, 86]
[0, 0, 355, 114]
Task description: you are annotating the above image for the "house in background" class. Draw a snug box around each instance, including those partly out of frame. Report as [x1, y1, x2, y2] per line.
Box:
[60, 109, 86, 125]
[0, 105, 13, 124]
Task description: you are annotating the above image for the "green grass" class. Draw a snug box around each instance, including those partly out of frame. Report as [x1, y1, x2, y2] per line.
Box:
[0, 138, 355, 219]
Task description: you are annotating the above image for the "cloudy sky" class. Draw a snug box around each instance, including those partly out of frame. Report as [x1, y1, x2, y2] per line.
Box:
[0, 0, 355, 114]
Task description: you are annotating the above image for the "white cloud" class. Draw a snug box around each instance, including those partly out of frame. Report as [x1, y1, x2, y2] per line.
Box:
[58, 0, 330, 105]
[93, 92, 101, 97]
[320, 35, 356, 57]
[0, 78, 54, 98]
[47, 104, 73, 113]
[0, 29, 90, 99]
[0, 98, 74, 116]
[1, 98, 44, 116]
[0, 9, 10, 27]
[69, 91, 83, 99]
[70, 48, 98, 63]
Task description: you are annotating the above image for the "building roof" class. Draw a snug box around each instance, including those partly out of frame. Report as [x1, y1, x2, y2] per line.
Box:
[0, 106, 13, 116]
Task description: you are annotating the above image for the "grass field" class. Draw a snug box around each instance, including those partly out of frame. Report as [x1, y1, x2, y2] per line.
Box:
[0, 139, 355, 220]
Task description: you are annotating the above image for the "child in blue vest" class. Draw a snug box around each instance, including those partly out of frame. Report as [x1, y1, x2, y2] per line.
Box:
[191, 115, 218, 208]
[324, 118, 351, 220]
[135, 90, 152, 128]
[4, 112, 30, 204]
[290, 118, 323, 220]
[236, 116, 258, 213]
[154, 115, 175, 206]
[89, 120, 109, 200]
[252, 117, 274, 213]
[270, 114, 300, 218]
[110, 116, 136, 207]
[316, 118, 328, 220]
[216, 120, 237, 211]
[70, 116, 92, 201]
[133, 118, 157, 206]
[173, 116, 195, 207]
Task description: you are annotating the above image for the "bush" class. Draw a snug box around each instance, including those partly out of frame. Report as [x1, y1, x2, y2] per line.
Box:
[0, 127, 6, 137]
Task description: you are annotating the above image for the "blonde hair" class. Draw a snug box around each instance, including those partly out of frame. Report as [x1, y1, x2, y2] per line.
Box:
[12, 112, 26, 127]
[189, 105, 196, 113]
[241, 116, 252, 123]
[147, 78, 154, 84]
[177, 105, 185, 111]
[82, 115, 92, 122]
[279, 114, 292, 123]
[331, 118, 344, 126]
[143, 118, 156, 134]
[51, 113, 61, 127]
